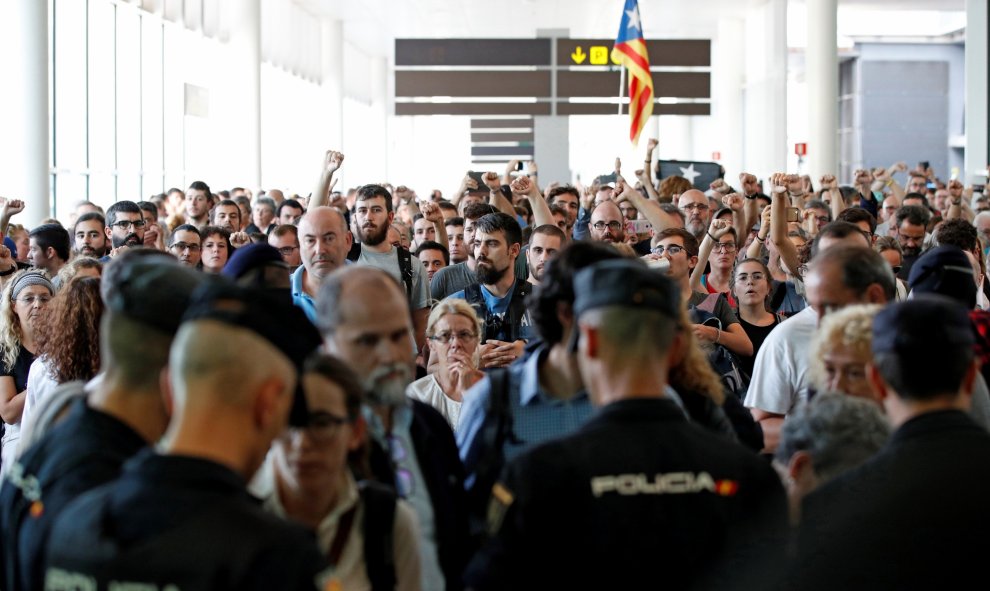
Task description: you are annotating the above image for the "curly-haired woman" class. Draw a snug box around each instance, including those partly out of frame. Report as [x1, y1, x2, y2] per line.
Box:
[21, 276, 104, 446]
[0, 270, 54, 474]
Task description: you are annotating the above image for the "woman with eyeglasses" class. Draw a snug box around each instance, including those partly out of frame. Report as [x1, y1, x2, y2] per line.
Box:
[408, 299, 484, 430]
[0, 270, 54, 475]
[265, 354, 422, 591]
[731, 259, 781, 379]
[691, 218, 739, 308]
[199, 226, 231, 274]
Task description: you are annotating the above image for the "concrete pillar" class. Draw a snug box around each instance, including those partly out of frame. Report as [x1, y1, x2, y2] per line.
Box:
[714, 18, 745, 179]
[321, 19, 345, 152]
[743, 0, 787, 178]
[0, 0, 50, 225]
[534, 116, 570, 186]
[965, 0, 988, 184]
[228, 0, 261, 189]
[806, 0, 839, 182]
[370, 57, 389, 180]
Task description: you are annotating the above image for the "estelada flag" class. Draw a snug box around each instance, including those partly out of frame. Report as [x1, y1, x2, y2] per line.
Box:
[611, 0, 654, 146]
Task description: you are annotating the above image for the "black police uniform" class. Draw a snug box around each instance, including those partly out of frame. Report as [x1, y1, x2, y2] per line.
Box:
[791, 409, 990, 590]
[42, 449, 328, 591]
[464, 397, 787, 590]
[0, 395, 145, 591]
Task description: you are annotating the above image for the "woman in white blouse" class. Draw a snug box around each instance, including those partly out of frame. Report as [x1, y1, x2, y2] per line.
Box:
[407, 299, 484, 430]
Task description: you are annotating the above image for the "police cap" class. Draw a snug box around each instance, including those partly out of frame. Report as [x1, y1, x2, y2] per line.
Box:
[572, 258, 680, 318]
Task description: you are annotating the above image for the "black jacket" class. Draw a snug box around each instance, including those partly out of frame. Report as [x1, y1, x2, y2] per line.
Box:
[791, 409, 990, 590]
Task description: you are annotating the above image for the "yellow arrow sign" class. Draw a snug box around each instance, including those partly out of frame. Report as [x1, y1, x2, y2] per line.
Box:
[571, 46, 586, 64]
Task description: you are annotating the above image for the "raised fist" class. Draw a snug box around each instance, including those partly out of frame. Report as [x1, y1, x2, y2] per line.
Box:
[323, 150, 344, 174]
[722, 193, 744, 212]
[738, 173, 759, 197]
[820, 175, 838, 190]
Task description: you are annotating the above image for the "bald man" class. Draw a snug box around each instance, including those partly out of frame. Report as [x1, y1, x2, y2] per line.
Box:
[677, 189, 712, 240]
[588, 201, 626, 244]
[291, 206, 354, 322]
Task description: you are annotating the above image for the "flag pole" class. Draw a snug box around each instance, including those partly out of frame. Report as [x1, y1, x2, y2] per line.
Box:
[617, 66, 625, 116]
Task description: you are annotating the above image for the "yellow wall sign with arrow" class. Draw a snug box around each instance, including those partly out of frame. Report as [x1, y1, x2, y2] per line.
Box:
[569, 44, 620, 65]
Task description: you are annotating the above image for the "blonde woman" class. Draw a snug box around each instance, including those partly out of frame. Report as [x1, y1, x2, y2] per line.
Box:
[809, 304, 883, 404]
[407, 299, 484, 430]
[0, 270, 55, 473]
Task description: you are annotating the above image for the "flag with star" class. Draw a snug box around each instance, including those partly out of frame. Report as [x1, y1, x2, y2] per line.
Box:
[611, 0, 654, 146]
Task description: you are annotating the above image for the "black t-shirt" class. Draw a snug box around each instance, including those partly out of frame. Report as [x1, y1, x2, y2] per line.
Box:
[1, 346, 36, 394]
[738, 316, 780, 377]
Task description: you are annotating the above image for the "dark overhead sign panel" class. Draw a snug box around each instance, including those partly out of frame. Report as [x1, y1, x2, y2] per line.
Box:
[394, 38, 711, 117]
[395, 39, 551, 67]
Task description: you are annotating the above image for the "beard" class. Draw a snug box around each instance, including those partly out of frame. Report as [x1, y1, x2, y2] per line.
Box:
[686, 220, 706, 239]
[358, 222, 388, 246]
[476, 258, 509, 285]
[363, 363, 414, 407]
[902, 245, 921, 257]
[76, 245, 99, 257]
[112, 233, 141, 248]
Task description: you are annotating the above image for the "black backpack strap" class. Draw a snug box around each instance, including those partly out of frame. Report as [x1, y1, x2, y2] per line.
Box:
[467, 368, 522, 540]
[346, 241, 361, 262]
[395, 247, 414, 298]
[463, 284, 491, 339]
[504, 281, 532, 342]
[359, 480, 397, 591]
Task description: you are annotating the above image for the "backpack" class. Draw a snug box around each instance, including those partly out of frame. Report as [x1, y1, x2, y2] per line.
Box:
[358, 480, 398, 591]
[465, 368, 523, 540]
[347, 243, 415, 298]
[690, 293, 749, 400]
[463, 281, 532, 342]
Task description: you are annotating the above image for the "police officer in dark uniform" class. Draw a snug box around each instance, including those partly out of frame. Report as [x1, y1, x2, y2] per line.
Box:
[0, 253, 204, 591]
[40, 282, 329, 591]
[791, 296, 990, 590]
[464, 258, 787, 590]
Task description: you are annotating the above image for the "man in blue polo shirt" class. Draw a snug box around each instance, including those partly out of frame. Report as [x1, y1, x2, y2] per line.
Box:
[457, 241, 622, 538]
[290, 206, 352, 322]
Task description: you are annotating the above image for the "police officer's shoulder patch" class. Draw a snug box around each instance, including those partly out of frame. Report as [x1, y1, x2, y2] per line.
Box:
[486, 482, 514, 534]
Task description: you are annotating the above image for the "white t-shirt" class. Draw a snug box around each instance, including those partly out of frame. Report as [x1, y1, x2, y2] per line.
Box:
[744, 306, 818, 415]
[406, 375, 461, 431]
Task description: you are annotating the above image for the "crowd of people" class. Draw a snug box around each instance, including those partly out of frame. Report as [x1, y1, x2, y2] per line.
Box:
[0, 141, 988, 590]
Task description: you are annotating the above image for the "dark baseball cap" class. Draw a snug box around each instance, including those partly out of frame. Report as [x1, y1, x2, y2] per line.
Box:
[573, 258, 681, 319]
[181, 281, 321, 427]
[221, 243, 286, 281]
[105, 258, 206, 335]
[907, 245, 977, 309]
[872, 295, 974, 357]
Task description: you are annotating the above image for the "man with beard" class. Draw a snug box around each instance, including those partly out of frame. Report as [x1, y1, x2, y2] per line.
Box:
[291, 207, 353, 323]
[349, 185, 430, 349]
[448, 213, 533, 369]
[588, 201, 626, 245]
[677, 188, 713, 241]
[100, 201, 146, 261]
[526, 224, 565, 286]
[167, 224, 203, 268]
[184, 181, 211, 230]
[893, 205, 930, 280]
[316, 266, 470, 591]
[72, 213, 108, 258]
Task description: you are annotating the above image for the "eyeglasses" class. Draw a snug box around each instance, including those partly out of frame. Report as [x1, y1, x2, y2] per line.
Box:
[277, 246, 299, 256]
[735, 272, 766, 283]
[814, 215, 831, 224]
[16, 295, 52, 305]
[285, 411, 350, 443]
[891, 265, 902, 274]
[652, 244, 685, 256]
[170, 242, 201, 252]
[111, 220, 147, 230]
[713, 242, 737, 253]
[592, 221, 623, 232]
[428, 330, 478, 345]
[680, 204, 709, 212]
